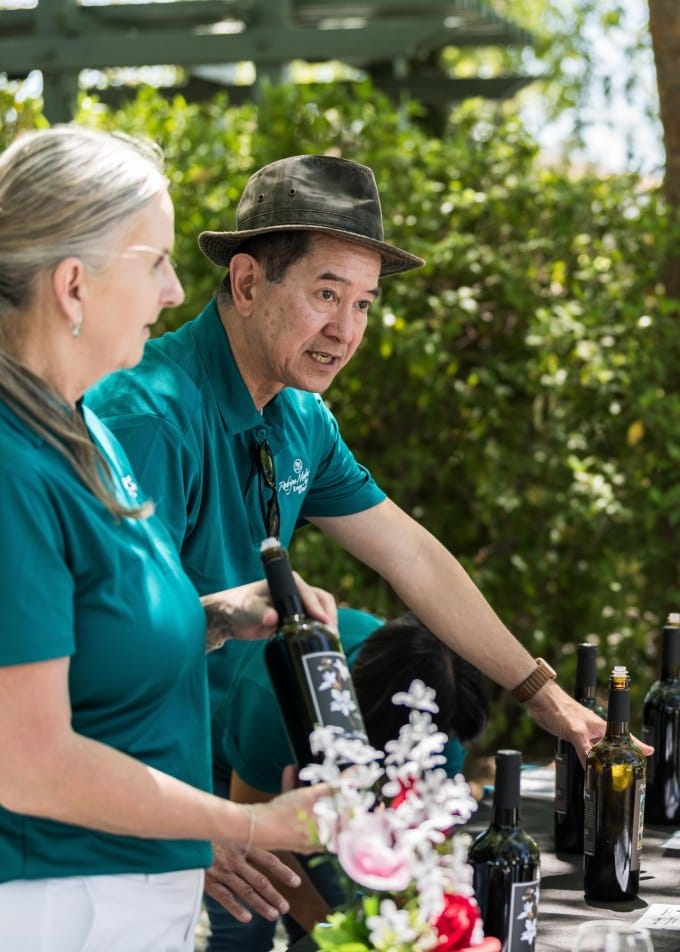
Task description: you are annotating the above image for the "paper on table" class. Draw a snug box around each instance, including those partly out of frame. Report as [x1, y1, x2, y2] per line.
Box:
[519, 764, 556, 800]
[636, 904, 680, 931]
[660, 830, 680, 850]
[480, 763, 557, 801]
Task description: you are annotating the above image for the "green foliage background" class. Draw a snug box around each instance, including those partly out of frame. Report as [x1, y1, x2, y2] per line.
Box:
[2, 80, 679, 755]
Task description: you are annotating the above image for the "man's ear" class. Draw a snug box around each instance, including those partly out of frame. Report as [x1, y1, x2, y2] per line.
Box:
[229, 253, 261, 316]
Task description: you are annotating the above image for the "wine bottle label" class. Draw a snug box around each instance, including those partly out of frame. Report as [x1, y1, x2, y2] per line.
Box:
[583, 786, 595, 855]
[301, 651, 368, 740]
[554, 751, 567, 814]
[506, 879, 539, 951]
[641, 723, 655, 783]
[584, 778, 644, 869]
[631, 779, 645, 871]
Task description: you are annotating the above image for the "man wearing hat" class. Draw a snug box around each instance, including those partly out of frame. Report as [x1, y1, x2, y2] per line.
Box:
[87, 154, 610, 948]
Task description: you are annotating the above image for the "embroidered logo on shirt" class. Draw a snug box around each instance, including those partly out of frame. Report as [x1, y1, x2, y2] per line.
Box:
[121, 474, 139, 498]
[278, 458, 309, 496]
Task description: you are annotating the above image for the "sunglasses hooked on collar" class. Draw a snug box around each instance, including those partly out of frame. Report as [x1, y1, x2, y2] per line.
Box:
[256, 439, 280, 539]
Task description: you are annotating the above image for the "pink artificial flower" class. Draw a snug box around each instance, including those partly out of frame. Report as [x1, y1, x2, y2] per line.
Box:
[336, 812, 412, 892]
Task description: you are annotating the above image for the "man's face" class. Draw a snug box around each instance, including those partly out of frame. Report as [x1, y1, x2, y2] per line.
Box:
[247, 233, 382, 396]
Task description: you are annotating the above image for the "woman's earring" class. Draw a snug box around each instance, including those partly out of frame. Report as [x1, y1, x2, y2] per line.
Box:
[72, 322, 82, 338]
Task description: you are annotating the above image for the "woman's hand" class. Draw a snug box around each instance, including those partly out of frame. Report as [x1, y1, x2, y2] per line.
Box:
[202, 576, 337, 650]
[222, 784, 329, 856]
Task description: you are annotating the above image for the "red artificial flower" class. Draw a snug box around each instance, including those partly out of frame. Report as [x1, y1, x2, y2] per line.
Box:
[390, 776, 417, 809]
[434, 893, 479, 950]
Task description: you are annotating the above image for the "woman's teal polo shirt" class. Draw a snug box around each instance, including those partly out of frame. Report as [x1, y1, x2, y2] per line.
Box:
[218, 608, 467, 794]
[0, 400, 211, 882]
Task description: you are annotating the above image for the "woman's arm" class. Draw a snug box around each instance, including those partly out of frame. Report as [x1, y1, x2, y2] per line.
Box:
[0, 655, 325, 853]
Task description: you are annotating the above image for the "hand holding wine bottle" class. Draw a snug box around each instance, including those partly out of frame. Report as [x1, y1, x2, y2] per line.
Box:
[260, 537, 368, 769]
[554, 643, 607, 854]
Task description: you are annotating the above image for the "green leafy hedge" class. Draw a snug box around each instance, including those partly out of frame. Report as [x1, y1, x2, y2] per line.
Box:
[3, 80, 679, 753]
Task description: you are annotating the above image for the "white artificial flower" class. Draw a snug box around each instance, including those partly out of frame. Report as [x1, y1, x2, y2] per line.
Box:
[303, 676, 482, 950]
[308, 724, 344, 755]
[366, 898, 420, 949]
[391, 679, 440, 713]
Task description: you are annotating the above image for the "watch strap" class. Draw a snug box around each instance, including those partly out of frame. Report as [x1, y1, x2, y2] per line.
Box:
[511, 657, 557, 702]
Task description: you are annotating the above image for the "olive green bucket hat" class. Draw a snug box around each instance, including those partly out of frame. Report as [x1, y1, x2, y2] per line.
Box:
[198, 154, 425, 277]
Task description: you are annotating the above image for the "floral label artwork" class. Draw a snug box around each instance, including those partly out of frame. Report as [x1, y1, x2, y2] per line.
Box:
[506, 880, 539, 951]
[301, 650, 368, 742]
[300, 679, 502, 952]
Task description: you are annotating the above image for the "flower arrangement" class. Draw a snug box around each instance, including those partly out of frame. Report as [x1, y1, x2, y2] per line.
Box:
[299, 680, 501, 952]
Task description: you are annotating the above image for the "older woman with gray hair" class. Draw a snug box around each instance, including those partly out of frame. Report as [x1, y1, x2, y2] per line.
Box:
[0, 126, 331, 952]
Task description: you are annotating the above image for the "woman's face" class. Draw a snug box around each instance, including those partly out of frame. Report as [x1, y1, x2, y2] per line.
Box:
[80, 189, 184, 383]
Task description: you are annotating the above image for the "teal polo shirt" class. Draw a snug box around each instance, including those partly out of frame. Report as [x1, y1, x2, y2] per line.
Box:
[0, 401, 211, 882]
[86, 301, 386, 773]
[218, 608, 467, 794]
[86, 301, 385, 592]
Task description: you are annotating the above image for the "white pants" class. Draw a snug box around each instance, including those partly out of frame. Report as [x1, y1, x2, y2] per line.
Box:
[0, 868, 204, 952]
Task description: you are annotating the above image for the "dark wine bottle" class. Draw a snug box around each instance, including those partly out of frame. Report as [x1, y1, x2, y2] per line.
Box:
[554, 643, 607, 853]
[469, 750, 540, 951]
[642, 612, 680, 824]
[583, 665, 646, 901]
[260, 537, 368, 767]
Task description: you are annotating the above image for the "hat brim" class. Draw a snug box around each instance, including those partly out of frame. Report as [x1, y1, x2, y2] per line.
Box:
[197, 224, 425, 277]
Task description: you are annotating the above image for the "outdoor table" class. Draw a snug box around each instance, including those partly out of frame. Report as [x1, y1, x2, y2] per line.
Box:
[286, 783, 679, 951]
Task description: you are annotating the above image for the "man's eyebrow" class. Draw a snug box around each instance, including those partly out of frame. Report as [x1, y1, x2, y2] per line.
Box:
[318, 271, 381, 299]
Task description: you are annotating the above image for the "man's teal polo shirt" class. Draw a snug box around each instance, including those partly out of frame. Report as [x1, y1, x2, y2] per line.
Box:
[0, 401, 211, 882]
[219, 608, 467, 794]
[87, 301, 385, 593]
[86, 301, 386, 773]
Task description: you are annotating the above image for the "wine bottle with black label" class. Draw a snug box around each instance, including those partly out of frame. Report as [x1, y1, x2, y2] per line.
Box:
[260, 537, 368, 767]
[583, 665, 646, 901]
[554, 643, 606, 853]
[642, 612, 680, 825]
[469, 750, 540, 951]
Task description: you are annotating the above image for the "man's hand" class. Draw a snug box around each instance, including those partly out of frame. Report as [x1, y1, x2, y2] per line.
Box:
[202, 576, 338, 650]
[204, 842, 302, 923]
[527, 681, 654, 767]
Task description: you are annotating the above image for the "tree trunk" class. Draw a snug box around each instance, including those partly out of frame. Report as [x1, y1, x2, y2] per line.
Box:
[647, 0, 680, 294]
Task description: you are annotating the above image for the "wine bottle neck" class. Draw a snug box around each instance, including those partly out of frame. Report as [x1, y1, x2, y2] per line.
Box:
[260, 541, 308, 623]
[281, 607, 306, 625]
[605, 720, 630, 738]
[492, 750, 521, 824]
[574, 645, 598, 699]
[492, 805, 521, 828]
[661, 626, 680, 680]
[607, 684, 629, 718]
